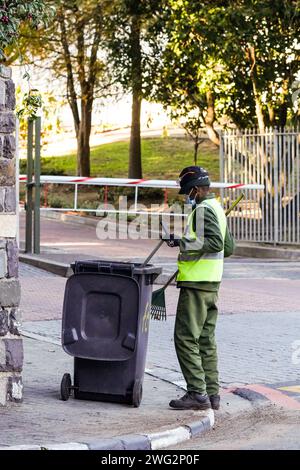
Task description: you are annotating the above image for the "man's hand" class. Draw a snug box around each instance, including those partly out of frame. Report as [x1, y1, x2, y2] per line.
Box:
[163, 233, 180, 248]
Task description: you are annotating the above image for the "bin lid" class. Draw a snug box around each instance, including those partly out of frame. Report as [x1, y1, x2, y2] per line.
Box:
[62, 273, 140, 361]
[71, 259, 162, 278]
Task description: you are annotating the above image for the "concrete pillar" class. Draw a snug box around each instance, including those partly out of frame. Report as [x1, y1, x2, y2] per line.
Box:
[0, 65, 22, 405]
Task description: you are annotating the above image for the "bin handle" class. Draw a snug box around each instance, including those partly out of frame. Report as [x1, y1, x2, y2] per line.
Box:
[97, 262, 112, 274]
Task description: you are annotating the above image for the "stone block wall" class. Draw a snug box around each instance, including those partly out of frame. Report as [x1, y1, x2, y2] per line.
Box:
[0, 65, 22, 405]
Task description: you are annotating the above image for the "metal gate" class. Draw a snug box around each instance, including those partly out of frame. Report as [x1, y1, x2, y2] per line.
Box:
[220, 128, 300, 245]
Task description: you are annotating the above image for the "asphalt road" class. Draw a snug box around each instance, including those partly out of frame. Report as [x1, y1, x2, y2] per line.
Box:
[170, 405, 300, 450]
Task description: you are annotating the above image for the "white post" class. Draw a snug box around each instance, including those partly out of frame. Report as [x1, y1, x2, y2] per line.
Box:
[134, 186, 139, 213]
[74, 184, 78, 211]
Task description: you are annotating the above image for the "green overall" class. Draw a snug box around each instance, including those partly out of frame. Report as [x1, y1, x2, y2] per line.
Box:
[175, 195, 235, 395]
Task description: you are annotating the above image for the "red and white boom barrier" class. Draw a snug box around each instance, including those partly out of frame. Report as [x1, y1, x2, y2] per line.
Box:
[19, 175, 264, 190]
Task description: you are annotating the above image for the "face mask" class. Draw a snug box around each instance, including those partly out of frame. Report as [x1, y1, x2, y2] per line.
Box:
[187, 188, 197, 205]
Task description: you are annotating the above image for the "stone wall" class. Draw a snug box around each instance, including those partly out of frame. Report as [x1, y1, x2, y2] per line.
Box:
[0, 65, 22, 405]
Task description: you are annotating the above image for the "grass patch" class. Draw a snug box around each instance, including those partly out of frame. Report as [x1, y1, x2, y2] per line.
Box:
[19, 137, 220, 181]
[19, 137, 220, 209]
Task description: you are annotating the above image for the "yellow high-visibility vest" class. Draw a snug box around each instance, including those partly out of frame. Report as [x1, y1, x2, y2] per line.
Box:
[177, 198, 227, 282]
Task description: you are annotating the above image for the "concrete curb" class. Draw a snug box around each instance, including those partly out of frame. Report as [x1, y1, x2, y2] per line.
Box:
[233, 387, 269, 403]
[0, 412, 214, 450]
[39, 210, 101, 228]
[19, 253, 72, 278]
[234, 244, 300, 261]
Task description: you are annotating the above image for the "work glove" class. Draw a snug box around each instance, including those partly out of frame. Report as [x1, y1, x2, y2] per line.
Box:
[163, 233, 180, 248]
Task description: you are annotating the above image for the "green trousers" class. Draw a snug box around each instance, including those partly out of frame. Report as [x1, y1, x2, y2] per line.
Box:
[174, 287, 219, 395]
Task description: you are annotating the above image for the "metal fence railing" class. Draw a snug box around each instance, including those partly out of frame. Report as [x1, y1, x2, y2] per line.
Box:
[220, 127, 300, 245]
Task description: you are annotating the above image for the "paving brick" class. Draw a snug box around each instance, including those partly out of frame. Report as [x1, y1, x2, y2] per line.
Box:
[5, 80, 15, 110]
[0, 308, 8, 336]
[7, 240, 18, 278]
[0, 80, 5, 110]
[0, 249, 6, 278]
[0, 214, 17, 238]
[9, 308, 21, 336]
[0, 339, 23, 372]
[0, 65, 12, 79]
[0, 279, 20, 306]
[0, 376, 7, 405]
[0, 188, 4, 211]
[4, 187, 16, 212]
[0, 158, 15, 185]
[2, 135, 15, 159]
[7, 375, 23, 402]
[0, 112, 15, 133]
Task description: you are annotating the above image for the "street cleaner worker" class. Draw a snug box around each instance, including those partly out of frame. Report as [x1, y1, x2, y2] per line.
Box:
[165, 166, 235, 411]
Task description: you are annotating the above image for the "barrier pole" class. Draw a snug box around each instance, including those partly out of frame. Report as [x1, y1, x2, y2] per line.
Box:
[74, 184, 78, 210]
[273, 128, 279, 245]
[33, 117, 41, 254]
[134, 186, 138, 212]
[219, 132, 225, 207]
[25, 119, 34, 253]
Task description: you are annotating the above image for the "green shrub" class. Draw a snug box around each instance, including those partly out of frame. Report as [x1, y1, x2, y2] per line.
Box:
[47, 195, 68, 209]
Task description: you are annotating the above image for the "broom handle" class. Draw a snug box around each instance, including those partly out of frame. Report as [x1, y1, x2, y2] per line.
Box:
[161, 270, 178, 291]
[160, 193, 245, 290]
[225, 193, 245, 216]
[141, 239, 165, 267]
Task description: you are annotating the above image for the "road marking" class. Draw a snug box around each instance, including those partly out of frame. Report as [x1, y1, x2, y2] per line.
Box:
[278, 385, 300, 394]
[244, 384, 300, 410]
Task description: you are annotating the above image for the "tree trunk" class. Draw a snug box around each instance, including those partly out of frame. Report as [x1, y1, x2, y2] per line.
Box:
[252, 85, 266, 133]
[77, 100, 92, 176]
[248, 45, 265, 133]
[205, 90, 220, 146]
[194, 140, 199, 165]
[267, 103, 275, 127]
[128, 14, 143, 179]
[129, 91, 142, 178]
[278, 78, 289, 128]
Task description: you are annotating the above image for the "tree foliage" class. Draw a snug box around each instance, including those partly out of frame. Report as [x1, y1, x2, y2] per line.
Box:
[105, 0, 166, 178]
[158, 0, 300, 147]
[0, 0, 53, 60]
[23, 0, 113, 176]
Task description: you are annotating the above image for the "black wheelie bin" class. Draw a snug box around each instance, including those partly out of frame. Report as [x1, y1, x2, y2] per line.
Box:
[60, 260, 162, 407]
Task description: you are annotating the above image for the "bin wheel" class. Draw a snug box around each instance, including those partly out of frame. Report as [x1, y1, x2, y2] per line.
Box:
[60, 373, 72, 401]
[132, 380, 143, 408]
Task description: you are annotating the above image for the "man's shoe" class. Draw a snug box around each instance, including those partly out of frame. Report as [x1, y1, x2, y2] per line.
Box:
[209, 394, 220, 410]
[169, 392, 211, 410]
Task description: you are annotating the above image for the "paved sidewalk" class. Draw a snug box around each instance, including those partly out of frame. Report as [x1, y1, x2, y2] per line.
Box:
[0, 336, 216, 447]
[20, 260, 300, 319]
[22, 311, 300, 388]
[6, 260, 299, 449]
[20, 261, 300, 386]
